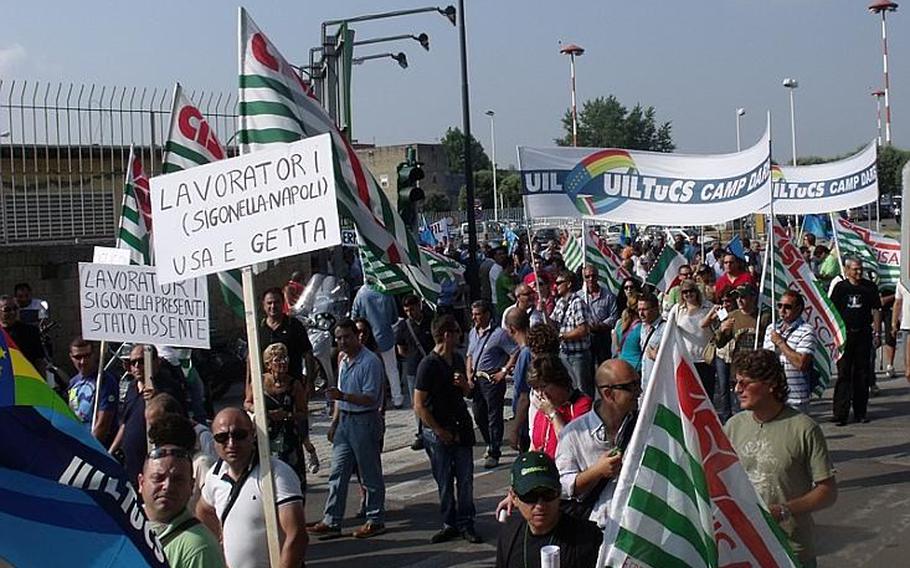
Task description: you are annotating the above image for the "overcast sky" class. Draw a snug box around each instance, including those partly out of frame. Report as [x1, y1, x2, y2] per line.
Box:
[1, 1, 906, 167]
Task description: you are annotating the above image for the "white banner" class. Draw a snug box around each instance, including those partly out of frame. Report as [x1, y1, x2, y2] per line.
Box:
[519, 126, 770, 225]
[150, 134, 341, 284]
[92, 246, 132, 266]
[79, 263, 210, 348]
[763, 142, 878, 214]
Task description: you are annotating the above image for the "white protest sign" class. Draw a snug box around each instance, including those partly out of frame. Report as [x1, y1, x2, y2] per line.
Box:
[92, 246, 132, 266]
[79, 263, 210, 348]
[150, 133, 340, 284]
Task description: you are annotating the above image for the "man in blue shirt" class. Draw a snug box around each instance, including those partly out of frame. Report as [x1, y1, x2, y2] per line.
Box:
[466, 300, 517, 469]
[67, 337, 118, 446]
[581, 265, 618, 367]
[351, 278, 404, 407]
[505, 309, 532, 453]
[308, 319, 387, 539]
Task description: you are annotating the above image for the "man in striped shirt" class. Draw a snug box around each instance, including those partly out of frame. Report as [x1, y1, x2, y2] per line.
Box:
[762, 290, 815, 413]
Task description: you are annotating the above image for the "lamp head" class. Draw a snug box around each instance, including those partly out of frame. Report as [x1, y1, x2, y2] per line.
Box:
[417, 32, 430, 51]
[393, 52, 408, 69]
[441, 5, 457, 26]
[782, 78, 799, 89]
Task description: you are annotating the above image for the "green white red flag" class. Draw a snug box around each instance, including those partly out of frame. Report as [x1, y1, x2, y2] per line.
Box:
[760, 222, 846, 395]
[832, 217, 901, 290]
[601, 317, 799, 567]
[586, 229, 629, 296]
[161, 84, 244, 319]
[238, 8, 438, 304]
[116, 147, 153, 265]
[645, 245, 687, 293]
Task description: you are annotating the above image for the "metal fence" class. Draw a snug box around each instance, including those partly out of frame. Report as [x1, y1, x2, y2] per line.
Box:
[0, 80, 237, 245]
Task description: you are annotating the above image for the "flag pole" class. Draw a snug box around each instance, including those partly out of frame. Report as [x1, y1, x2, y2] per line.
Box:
[829, 212, 845, 275]
[754, 240, 771, 350]
[238, 10, 282, 567]
[766, 112, 777, 330]
[581, 219, 588, 269]
[91, 340, 107, 436]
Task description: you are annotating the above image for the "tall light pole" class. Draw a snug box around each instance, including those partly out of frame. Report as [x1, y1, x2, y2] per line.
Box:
[735, 107, 746, 151]
[869, 0, 898, 145]
[559, 42, 585, 146]
[485, 110, 499, 221]
[872, 90, 885, 145]
[782, 78, 799, 166]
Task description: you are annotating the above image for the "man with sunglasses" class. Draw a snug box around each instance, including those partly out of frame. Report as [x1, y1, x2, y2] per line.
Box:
[66, 337, 118, 445]
[501, 283, 546, 330]
[496, 452, 601, 568]
[140, 414, 225, 568]
[762, 290, 815, 414]
[829, 257, 882, 425]
[555, 359, 640, 528]
[197, 408, 307, 568]
[0, 294, 46, 378]
[551, 271, 594, 397]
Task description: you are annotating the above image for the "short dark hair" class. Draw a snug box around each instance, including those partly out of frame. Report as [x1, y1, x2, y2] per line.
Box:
[147, 392, 186, 418]
[147, 412, 196, 452]
[335, 318, 357, 334]
[732, 349, 790, 403]
[781, 289, 804, 311]
[402, 294, 421, 308]
[638, 292, 659, 309]
[471, 299, 491, 315]
[557, 270, 575, 285]
[13, 283, 31, 294]
[528, 354, 573, 391]
[69, 337, 92, 352]
[431, 314, 461, 343]
[505, 307, 530, 332]
[261, 287, 284, 301]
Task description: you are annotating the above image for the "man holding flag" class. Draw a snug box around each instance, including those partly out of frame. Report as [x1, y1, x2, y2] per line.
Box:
[726, 349, 837, 567]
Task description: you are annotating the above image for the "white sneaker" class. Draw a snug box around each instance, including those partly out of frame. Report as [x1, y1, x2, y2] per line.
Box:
[886, 365, 896, 379]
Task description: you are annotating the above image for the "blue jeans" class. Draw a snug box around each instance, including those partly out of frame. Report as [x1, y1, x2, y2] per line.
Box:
[322, 411, 385, 526]
[560, 351, 594, 398]
[422, 429, 475, 530]
[715, 358, 736, 422]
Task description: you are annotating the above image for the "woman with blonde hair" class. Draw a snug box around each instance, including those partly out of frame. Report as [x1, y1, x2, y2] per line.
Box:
[671, 280, 717, 397]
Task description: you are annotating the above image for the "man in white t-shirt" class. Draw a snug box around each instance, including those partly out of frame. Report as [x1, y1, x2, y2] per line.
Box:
[892, 283, 910, 383]
[196, 408, 307, 568]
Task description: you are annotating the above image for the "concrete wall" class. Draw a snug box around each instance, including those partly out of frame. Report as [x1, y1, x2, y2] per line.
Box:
[354, 143, 462, 208]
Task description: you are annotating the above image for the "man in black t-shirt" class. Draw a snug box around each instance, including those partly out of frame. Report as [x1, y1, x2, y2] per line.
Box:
[830, 258, 882, 425]
[413, 315, 481, 545]
[0, 295, 46, 378]
[496, 452, 601, 568]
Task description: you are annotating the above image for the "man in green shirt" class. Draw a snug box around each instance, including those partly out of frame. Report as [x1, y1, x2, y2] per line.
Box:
[139, 415, 225, 568]
[725, 350, 837, 568]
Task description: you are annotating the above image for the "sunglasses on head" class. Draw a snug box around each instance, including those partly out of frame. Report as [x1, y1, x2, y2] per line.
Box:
[148, 447, 192, 461]
[213, 429, 251, 445]
[517, 488, 560, 504]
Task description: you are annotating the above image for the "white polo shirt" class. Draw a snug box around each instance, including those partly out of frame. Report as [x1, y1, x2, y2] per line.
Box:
[202, 456, 303, 568]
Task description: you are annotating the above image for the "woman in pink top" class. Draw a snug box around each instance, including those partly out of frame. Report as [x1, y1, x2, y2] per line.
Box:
[528, 355, 593, 458]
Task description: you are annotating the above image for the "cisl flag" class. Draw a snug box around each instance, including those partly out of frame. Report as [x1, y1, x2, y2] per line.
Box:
[600, 316, 798, 567]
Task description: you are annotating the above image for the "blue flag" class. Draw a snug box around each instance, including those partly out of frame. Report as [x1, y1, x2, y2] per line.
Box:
[726, 234, 745, 260]
[0, 329, 168, 567]
[802, 214, 830, 240]
[504, 227, 519, 255]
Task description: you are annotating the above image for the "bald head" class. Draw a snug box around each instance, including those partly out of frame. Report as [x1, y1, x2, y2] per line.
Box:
[596, 358, 639, 386]
[213, 407, 252, 430]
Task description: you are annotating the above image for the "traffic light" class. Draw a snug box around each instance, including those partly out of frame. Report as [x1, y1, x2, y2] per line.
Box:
[397, 146, 425, 229]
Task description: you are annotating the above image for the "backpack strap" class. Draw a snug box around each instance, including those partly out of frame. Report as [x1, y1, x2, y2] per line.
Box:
[159, 517, 201, 547]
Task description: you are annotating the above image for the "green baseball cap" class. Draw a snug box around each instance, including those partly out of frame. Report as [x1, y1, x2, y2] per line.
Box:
[510, 451, 560, 496]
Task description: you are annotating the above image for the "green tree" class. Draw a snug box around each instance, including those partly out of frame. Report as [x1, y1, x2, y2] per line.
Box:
[457, 169, 523, 209]
[422, 191, 451, 212]
[877, 145, 910, 196]
[557, 95, 675, 152]
[499, 171, 522, 208]
[441, 127, 492, 173]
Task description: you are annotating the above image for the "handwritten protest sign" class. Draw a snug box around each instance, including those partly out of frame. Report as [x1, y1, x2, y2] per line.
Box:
[150, 133, 340, 284]
[79, 263, 210, 348]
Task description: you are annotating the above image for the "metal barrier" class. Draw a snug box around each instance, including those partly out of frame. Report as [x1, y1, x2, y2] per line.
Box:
[0, 80, 237, 245]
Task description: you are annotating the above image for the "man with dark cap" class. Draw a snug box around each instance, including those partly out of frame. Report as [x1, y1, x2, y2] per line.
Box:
[496, 452, 601, 568]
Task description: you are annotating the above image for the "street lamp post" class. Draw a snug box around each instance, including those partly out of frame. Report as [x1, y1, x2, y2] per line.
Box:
[869, 0, 898, 145]
[782, 78, 799, 166]
[735, 107, 746, 151]
[872, 90, 885, 146]
[485, 110, 498, 221]
[559, 42, 585, 146]
[352, 52, 409, 68]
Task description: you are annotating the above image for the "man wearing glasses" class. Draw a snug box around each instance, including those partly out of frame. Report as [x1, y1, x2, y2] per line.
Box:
[66, 337, 118, 445]
[763, 290, 815, 415]
[829, 257, 882, 425]
[496, 452, 601, 567]
[197, 408, 307, 568]
[140, 414, 225, 568]
[581, 265, 618, 366]
[500, 283, 545, 330]
[660, 264, 693, 315]
[725, 350, 836, 568]
[555, 359, 640, 528]
[0, 294, 46, 377]
[715, 254, 755, 300]
[551, 271, 594, 397]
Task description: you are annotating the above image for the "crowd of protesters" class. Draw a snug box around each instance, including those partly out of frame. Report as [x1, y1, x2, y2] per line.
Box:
[9, 219, 904, 567]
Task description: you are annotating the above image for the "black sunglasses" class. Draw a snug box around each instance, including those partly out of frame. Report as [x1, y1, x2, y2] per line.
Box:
[518, 488, 560, 504]
[148, 447, 192, 460]
[776, 303, 795, 310]
[598, 380, 642, 393]
[213, 429, 251, 445]
[128, 358, 144, 367]
[555, 280, 569, 285]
